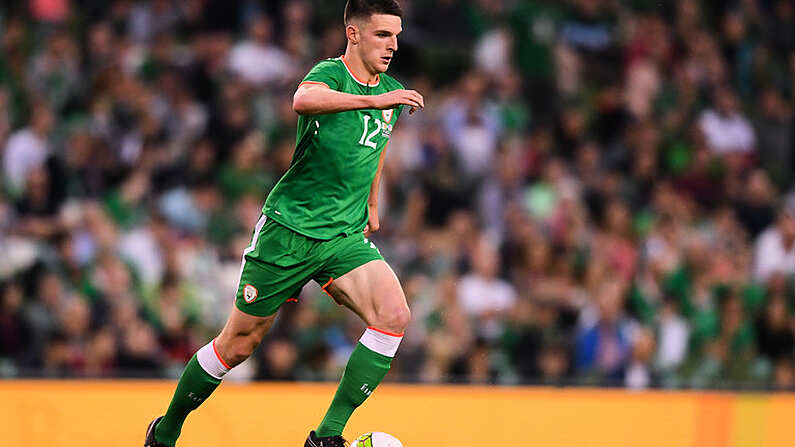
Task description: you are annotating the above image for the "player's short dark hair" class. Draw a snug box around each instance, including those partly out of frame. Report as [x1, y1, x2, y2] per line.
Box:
[344, 0, 403, 25]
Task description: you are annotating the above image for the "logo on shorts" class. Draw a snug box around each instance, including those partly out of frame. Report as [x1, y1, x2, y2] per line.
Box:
[382, 109, 393, 123]
[243, 284, 258, 303]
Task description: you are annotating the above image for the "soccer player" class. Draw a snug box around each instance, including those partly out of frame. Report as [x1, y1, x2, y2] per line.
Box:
[144, 1, 423, 446]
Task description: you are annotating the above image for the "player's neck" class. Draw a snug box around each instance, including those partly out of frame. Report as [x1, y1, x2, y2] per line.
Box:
[342, 49, 380, 85]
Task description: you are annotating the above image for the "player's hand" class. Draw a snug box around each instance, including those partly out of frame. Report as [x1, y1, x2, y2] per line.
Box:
[372, 89, 424, 115]
[364, 205, 380, 237]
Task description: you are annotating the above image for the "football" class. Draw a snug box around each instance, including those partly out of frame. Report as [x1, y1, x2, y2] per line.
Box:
[350, 432, 404, 447]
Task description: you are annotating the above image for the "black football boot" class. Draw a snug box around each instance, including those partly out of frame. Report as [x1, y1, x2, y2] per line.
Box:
[305, 430, 349, 447]
[144, 416, 172, 447]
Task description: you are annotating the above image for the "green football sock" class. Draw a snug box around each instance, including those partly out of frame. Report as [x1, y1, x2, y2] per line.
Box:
[316, 342, 393, 437]
[154, 354, 222, 446]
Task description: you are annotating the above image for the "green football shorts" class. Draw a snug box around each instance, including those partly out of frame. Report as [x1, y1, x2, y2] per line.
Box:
[234, 215, 384, 316]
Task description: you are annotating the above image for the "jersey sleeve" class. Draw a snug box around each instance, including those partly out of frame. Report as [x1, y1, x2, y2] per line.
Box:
[299, 60, 343, 91]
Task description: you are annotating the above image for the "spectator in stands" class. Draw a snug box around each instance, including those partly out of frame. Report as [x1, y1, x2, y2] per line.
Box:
[754, 196, 795, 282]
[576, 281, 632, 381]
[458, 235, 516, 340]
[698, 86, 756, 156]
[228, 15, 293, 88]
[2, 103, 53, 197]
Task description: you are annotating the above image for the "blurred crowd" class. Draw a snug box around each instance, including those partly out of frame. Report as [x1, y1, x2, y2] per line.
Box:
[0, 0, 794, 390]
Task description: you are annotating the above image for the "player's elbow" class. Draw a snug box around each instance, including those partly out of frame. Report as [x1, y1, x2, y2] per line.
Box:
[292, 93, 311, 115]
[293, 86, 324, 115]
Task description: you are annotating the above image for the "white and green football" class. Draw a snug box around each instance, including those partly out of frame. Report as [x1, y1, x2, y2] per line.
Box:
[350, 432, 403, 447]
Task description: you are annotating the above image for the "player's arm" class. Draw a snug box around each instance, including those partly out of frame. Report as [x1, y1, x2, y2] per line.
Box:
[293, 83, 424, 116]
[364, 142, 389, 236]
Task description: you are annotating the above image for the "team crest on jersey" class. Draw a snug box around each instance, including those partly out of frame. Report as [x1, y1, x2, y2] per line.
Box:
[381, 121, 393, 138]
[381, 109, 393, 123]
[243, 284, 258, 303]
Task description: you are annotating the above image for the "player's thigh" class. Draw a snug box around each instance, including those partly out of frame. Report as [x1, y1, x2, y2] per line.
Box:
[324, 259, 410, 331]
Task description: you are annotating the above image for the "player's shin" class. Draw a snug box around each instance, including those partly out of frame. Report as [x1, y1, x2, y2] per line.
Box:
[153, 339, 231, 446]
[316, 327, 404, 437]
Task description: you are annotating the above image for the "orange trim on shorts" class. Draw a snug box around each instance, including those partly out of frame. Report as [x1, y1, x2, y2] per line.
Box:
[286, 298, 299, 303]
[367, 326, 404, 337]
[298, 81, 330, 88]
[321, 277, 342, 305]
[212, 338, 232, 370]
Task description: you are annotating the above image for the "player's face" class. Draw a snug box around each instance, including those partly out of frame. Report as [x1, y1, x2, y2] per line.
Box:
[356, 14, 402, 73]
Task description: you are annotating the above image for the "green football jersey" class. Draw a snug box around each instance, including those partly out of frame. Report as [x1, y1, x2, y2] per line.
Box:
[262, 57, 405, 240]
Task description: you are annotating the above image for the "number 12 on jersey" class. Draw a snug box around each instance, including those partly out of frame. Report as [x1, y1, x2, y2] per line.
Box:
[358, 114, 393, 149]
[359, 115, 380, 149]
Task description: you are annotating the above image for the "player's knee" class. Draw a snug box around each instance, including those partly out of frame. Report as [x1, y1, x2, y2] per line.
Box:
[396, 305, 412, 330]
[229, 337, 258, 365]
[375, 303, 411, 334]
[218, 333, 260, 367]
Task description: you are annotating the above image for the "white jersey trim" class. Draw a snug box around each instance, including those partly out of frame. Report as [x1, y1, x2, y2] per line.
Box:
[336, 56, 381, 87]
[234, 214, 268, 299]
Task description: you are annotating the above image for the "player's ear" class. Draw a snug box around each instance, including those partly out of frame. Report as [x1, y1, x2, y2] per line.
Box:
[346, 23, 359, 45]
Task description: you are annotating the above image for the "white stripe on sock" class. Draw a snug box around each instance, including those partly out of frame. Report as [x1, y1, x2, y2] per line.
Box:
[196, 340, 230, 379]
[359, 327, 403, 358]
